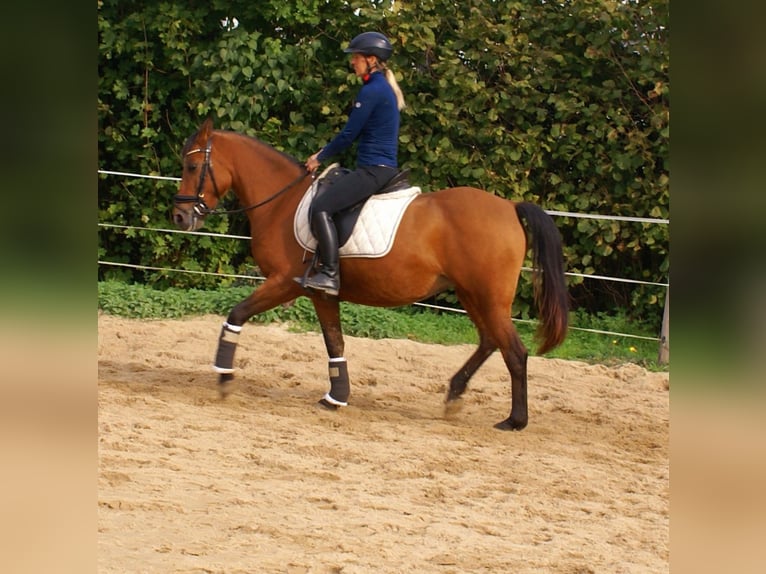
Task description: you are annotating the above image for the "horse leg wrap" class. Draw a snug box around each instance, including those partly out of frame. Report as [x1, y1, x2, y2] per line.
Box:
[213, 321, 241, 374]
[323, 357, 350, 407]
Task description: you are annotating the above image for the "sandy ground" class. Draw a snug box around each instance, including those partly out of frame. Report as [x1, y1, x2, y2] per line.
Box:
[98, 313, 669, 573]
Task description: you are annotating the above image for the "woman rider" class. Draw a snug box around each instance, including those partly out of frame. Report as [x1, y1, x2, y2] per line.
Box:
[298, 31, 406, 296]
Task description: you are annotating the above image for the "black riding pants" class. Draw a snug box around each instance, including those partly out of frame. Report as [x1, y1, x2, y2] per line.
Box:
[311, 165, 398, 217]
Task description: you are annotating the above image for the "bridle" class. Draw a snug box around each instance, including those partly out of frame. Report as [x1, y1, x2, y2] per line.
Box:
[173, 136, 309, 222]
[173, 139, 220, 218]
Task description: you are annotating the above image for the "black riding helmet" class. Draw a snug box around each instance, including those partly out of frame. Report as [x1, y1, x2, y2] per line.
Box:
[343, 31, 393, 62]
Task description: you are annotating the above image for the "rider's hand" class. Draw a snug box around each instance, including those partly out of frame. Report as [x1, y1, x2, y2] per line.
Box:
[305, 153, 321, 174]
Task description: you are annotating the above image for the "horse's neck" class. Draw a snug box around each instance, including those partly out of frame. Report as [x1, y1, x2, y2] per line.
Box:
[228, 135, 308, 216]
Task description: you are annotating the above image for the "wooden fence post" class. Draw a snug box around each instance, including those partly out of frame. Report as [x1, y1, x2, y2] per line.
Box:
[657, 287, 669, 364]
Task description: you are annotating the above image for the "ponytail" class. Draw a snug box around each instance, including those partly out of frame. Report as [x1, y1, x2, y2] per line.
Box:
[384, 68, 406, 111]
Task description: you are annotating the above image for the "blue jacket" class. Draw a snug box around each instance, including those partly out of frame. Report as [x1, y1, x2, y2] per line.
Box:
[317, 71, 399, 168]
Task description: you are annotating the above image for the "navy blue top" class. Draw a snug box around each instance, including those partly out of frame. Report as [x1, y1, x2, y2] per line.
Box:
[317, 71, 399, 168]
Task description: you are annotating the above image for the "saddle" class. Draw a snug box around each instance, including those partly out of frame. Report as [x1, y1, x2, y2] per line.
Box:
[310, 166, 413, 246]
[294, 164, 421, 258]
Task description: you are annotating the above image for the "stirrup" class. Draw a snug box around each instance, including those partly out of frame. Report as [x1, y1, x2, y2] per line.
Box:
[303, 271, 339, 296]
[293, 275, 307, 288]
[293, 252, 320, 288]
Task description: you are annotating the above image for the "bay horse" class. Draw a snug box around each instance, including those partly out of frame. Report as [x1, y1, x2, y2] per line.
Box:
[172, 118, 568, 430]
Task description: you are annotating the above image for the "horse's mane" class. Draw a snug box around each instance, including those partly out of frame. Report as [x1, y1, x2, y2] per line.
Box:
[240, 132, 304, 169]
[183, 126, 303, 170]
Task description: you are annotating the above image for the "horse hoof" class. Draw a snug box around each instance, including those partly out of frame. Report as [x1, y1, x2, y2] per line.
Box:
[493, 417, 528, 431]
[446, 385, 466, 402]
[219, 373, 235, 398]
[443, 397, 463, 418]
[317, 398, 340, 411]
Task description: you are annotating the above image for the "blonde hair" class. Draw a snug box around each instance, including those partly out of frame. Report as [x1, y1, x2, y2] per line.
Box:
[383, 66, 406, 111]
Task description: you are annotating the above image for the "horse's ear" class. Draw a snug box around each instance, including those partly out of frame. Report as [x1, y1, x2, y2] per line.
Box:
[200, 117, 214, 139]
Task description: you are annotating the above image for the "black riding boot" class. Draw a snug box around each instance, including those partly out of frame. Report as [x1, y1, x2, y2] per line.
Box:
[303, 211, 340, 296]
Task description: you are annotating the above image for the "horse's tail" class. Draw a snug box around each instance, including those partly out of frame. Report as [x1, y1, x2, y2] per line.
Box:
[515, 202, 569, 354]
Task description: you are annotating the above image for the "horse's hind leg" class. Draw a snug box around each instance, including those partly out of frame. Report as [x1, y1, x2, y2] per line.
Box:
[448, 302, 529, 429]
[494, 324, 529, 431]
[445, 293, 498, 411]
[462, 295, 529, 430]
[446, 334, 496, 402]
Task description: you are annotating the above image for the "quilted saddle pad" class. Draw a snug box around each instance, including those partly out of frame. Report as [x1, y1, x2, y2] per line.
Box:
[294, 166, 421, 258]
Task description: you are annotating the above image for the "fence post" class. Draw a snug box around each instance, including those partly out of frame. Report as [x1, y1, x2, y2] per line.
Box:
[657, 286, 669, 364]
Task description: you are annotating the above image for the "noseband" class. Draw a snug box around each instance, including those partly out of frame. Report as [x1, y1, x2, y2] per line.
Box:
[173, 138, 219, 217]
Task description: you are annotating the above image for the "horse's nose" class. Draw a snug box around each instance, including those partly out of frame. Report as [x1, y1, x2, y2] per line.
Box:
[172, 210, 186, 228]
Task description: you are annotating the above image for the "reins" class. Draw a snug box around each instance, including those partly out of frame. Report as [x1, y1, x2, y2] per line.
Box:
[200, 171, 309, 216]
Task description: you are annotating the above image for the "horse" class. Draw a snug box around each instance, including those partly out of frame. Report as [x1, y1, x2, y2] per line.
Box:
[172, 118, 568, 430]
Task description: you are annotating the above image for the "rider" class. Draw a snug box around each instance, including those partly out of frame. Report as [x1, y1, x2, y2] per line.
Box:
[298, 31, 406, 296]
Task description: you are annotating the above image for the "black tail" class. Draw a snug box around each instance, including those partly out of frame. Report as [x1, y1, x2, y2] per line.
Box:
[515, 202, 569, 354]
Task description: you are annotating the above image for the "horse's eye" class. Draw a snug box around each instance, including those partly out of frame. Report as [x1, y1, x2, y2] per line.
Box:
[186, 162, 198, 172]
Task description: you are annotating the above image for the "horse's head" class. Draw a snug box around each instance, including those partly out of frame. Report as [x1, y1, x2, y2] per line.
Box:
[172, 118, 232, 231]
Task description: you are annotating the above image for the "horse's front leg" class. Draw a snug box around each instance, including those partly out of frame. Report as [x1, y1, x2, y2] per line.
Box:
[213, 277, 302, 396]
[311, 296, 349, 410]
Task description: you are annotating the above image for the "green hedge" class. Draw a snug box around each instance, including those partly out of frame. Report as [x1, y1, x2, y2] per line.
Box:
[98, 0, 669, 329]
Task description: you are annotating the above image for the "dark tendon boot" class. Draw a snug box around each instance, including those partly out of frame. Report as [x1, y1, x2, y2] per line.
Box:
[303, 211, 340, 296]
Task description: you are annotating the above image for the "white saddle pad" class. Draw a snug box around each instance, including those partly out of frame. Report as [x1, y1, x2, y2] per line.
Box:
[294, 165, 421, 258]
